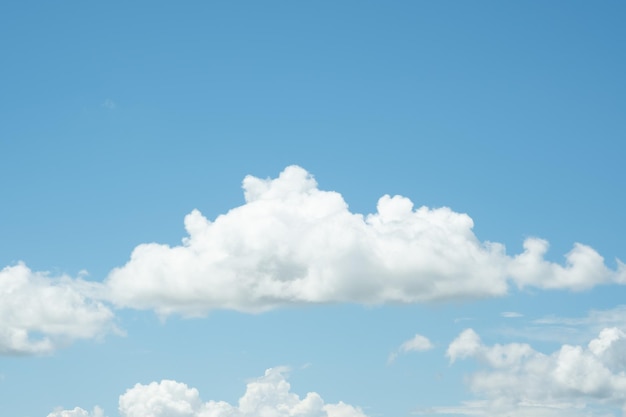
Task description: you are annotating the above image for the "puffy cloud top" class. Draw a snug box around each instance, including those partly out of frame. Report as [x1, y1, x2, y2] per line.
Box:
[119, 367, 367, 417]
[52, 367, 367, 417]
[105, 166, 626, 316]
[436, 327, 626, 416]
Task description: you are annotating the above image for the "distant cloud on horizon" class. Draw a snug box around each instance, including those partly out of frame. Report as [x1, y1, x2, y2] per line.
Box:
[47, 367, 368, 417]
[436, 327, 626, 416]
[498, 305, 626, 345]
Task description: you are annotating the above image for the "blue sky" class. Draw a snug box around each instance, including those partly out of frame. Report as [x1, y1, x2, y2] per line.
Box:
[1, 2, 625, 417]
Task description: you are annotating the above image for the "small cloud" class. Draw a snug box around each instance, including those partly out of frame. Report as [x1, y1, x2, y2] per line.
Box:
[389, 333, 434, 363]
[47, 406, 104, 417]
[400, 334, 434, 352]
[102, 99, 116, 110]
[454, 317, 474, 323]
[501, 311, 523, 318]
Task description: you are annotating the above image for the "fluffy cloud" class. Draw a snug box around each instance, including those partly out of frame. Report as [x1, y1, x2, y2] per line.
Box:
[433, 328, 626, 416]
[509, 238, 626, 291]
[121, 367, 367, 417]
[54, 368, 367, 417]
[0, 263, 116, 355]
[388, 333, 434, 363]
[105, 166, 626, 316]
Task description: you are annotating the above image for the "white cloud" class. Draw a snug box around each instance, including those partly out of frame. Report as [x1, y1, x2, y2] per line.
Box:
[119, 379, 201, 417]
[400, 333, 434, 352]
[501, 311, 523, 318]
[55, 368, 367, 417]
[104, 166, 626, 316]
[509, 238, 626, 291]
[446, 329, 485, 364]
[389, 333, 434, 363]
[435, 327, 626, 416]
[0, 263, 116, 355]
[47, 406, 105, 417]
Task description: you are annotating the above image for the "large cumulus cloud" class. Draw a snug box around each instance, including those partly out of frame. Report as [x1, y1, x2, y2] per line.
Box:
[105, 165, 626, 316]
[0, 263, 116, 355]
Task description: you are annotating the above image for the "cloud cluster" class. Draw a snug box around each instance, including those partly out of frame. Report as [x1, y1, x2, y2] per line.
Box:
[50, 367, 367, 417]
[105, 165, 626, 316]
[0, 263, 115, 355]
[434, 327, 626, 416]
[3, 165, 625, 357]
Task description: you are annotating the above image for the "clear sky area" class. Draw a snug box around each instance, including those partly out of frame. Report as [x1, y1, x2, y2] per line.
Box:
[1, 2, 625, 417]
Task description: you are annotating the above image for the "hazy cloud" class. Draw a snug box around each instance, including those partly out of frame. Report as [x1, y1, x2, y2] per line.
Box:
[389, 333, 434, 363]
[501, 305, 626, 345]
[102, 99, 116, 110]
[535, 305, 626, 329]
[501, 311, 523, 318]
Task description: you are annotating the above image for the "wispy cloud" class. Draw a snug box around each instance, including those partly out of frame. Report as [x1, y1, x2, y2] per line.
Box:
[499, 305, 626, 344]
[388, 333, 434, 363]
[501, 311, 523, 318]
[533, 305, 626, 328]
[102, 99, 116, 110]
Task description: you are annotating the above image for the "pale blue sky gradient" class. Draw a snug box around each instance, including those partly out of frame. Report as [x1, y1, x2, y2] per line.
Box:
[1, 2, 625, 417]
